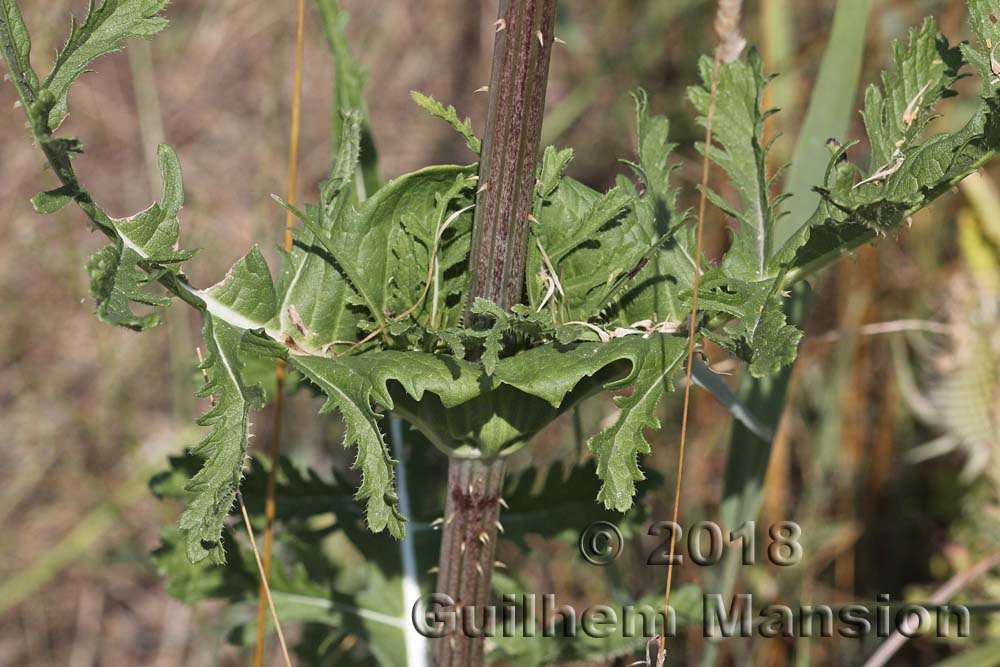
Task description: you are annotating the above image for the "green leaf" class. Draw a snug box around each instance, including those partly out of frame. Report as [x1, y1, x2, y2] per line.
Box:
[152, 526, 251, 604]
[495, 334, 661, 407]
[966, 2, 1000, 100]
[153, 454, 363, 534]
[113, 144, 192, 266]
[390, 173, 476, 330]
[281, 165, 475, 335]
[179, 314, 264, 564]
[42, 0, 169, 129]
[273, 113, 364, 354]
[615, 89, 694, 325]
[776, 0, 873, 249]
[466, 299, 556, 374]
[686, 54, 803, 376]
[154, 439, 435, 666]
[411, 91, 481, 154]
[315, 0, 381, 197]
[30, 185, 75, 214]
[85, 144, 191, 331]
[860, 17, 963, 176]
[501, 459, 659, 548]
[696, 273, 803, 378]
[86, 242, 167, 330]
[289, 351, 485, 539]
[486, 332, 693, 511]
[200, 246, 277, 331]
[528, 174, 649, 321]
[784, 13, 1000, 279]
[587, 334, 688, 511]
[535, 145, 574, 200]
[622, 89, 676, 206]
[0, 0, 40, 107]
[540, 186, 632, 267]
[689, 50, 780, 282]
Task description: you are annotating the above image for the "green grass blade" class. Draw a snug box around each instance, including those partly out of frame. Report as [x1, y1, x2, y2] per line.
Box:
[774, 0, 873, 250]
[700, 283, 809, 667]
[931, 641, 1000, 667]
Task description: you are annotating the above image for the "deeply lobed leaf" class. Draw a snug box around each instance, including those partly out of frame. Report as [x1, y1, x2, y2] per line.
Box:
[85, 145, 192, 330]
[180, 315, 265, 564]
[43, 0, 169, 129]
[696, 272, 803, 377]
[690, 51, 780, 282]
[860, 17, 963, 175]
[783, 10, 1000, 278]
[272, 112, 364, 354]
[526, 101, 692, 326]
[0, 0, 39, 107]
[688, 51, 802, 376]
[586, 335, 688, 511]
[411, 91, 481, 154]
[290, 351, 485, 538]
[613, 89, 696, 325]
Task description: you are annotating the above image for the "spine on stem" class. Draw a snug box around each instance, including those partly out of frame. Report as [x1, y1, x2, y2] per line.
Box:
[435, 1, 556, 666]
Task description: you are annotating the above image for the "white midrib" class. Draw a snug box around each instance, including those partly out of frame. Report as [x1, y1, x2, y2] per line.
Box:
[633, 350, 686, 417]
[123, 193, 423, 656]
[269, 591, 406, 629]
[300, 366, 424, 664]
[390, 415, 429, 667]
[209, 319, 242, 390]
[753, 188, 766, 278]
[278, 167, 368, 348]
[118, 226, 284, 339]
[193, 283, 281, 339]
[278, 251, 311, 332]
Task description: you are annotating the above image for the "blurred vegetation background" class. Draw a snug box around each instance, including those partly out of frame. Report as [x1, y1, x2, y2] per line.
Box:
[1, 0, 998, 665]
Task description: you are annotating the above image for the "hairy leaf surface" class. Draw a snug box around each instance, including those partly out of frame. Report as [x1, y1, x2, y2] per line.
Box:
[528, 173, 646, 321]
[696, 272, 803, 377]
[785, 11, 1000, 278]
[200, 246, 277, 331]
[586, 334, 688, 511]
[43, 0, 169, 129]
[281, 165, 476, 336]
[289, 351, 484, 539]
[615, 89, 695, 325]
[315, 0, 381, 197]
[391, 172, 476, 330]
[690, 51, 781, 282]
[0, 0, 39, 106]
[273, 112, 363, 354]
[861, 17, 962, 174]
[411, 91, 481, 154]
[180, 314, 264, 564]
[85, 144, 191, 330]
[688, 52, 802, 375]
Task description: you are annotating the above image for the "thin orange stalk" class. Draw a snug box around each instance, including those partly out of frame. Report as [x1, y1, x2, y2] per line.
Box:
[241, 493, 293, 667]
[253, 0, 306, 664]
[658, 48, 724, 667]
[659, 3, 743, 661]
